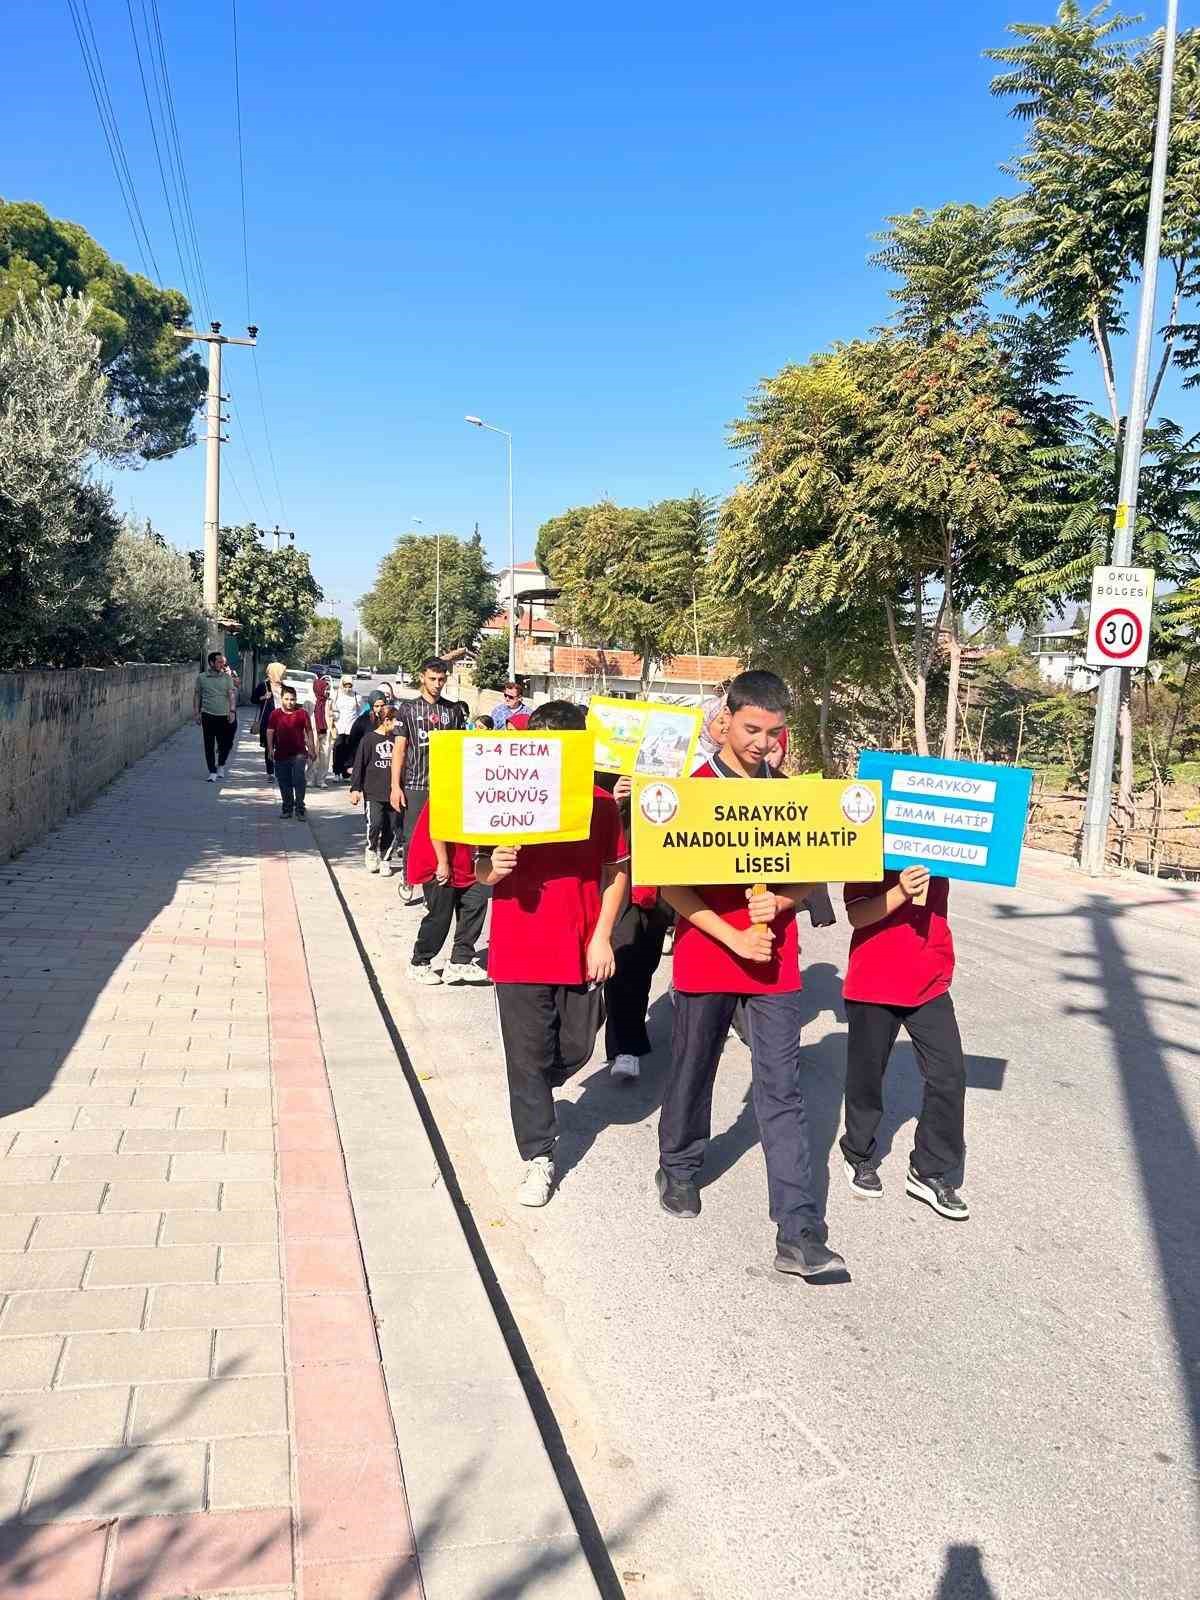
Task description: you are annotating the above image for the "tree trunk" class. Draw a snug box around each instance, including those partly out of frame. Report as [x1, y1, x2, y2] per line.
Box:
[818, 647, 834, 775]
[639, 643, 653, 698]
[940, 542, 960, 760]
[1015, 702, 1026, 765]
[911, 576, 930, 757]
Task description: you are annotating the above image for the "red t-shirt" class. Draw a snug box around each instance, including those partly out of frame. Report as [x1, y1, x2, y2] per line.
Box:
[267, 707, 311, 760]
[843, 871, 955, 1007]
[671, 759, 801, 996]
[487, 788, 628, 985]
[406, 804, 476, 890]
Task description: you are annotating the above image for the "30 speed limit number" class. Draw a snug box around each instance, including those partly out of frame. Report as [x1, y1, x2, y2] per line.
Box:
[1086, 566, 1155, 669]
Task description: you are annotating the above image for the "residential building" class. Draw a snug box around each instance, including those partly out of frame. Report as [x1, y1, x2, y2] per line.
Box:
[1032, 628, 1096, 692]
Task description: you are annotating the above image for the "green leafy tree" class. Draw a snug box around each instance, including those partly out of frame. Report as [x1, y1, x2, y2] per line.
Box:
[474, 631, 511, 692]
[359, 531, 495, 675]
[104, 520, 205, 662]
[298, 615, 343, 665]
[552, 494, 716, 695]
[535, 505, 593, 577]
[0, 200, 206, 458]
[193, 523, 323, 658]
[0, 292, 130, 668]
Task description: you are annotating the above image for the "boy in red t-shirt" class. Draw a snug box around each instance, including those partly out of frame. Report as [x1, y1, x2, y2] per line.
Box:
[656, 670, 845, 1280]
[476, 702, 629, 1208]
[840, 865, 968, 1219]
[405, 804, 490, 986]
[265, 686, 316, 819]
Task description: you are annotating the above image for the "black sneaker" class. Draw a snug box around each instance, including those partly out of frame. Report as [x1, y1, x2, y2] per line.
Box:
[655, 1168, 700, 1219]
[905, 1167, 969, 1220]
[295, 805, 306, 818]
[844, 1158, 883, 1199]
[774, 1231, 847, 1279]
[280, 808, 292, 819]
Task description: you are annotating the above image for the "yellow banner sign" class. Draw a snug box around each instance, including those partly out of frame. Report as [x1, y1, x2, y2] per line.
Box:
[631, 776, 884, 885]
[429, 730, 596, 846]
[587, 695, 702, 777]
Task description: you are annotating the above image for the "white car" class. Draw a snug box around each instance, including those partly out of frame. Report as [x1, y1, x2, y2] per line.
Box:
[283, 669, 317, 710]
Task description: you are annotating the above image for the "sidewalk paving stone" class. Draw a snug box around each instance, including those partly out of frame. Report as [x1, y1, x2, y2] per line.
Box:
[0, 723, 601, 1600]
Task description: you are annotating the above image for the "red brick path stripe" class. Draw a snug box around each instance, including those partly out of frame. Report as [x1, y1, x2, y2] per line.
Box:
[259, 819, 423, 1600]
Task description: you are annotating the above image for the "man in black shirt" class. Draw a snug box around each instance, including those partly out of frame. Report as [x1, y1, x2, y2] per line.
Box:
[389, 658, 465, 904]
[349, 700, 399, 874]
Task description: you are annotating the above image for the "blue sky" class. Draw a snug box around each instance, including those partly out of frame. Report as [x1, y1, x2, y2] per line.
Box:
[6, 1, 1181, 634]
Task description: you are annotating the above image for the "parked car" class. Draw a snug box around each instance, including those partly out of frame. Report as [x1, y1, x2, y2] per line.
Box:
[282, 669, 317, 709]
[355, 668, 373, 680]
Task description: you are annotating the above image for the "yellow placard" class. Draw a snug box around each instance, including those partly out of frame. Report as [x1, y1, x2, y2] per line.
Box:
[631, 776, 884, 885]
[429, 730, 596, 845]
[587, 695, 702, 778]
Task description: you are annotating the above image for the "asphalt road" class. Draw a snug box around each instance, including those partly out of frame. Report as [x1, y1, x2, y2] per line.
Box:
[305, 784, 1200, 1600]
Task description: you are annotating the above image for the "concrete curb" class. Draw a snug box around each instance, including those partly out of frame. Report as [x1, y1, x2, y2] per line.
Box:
[281, 827, 606, 1600]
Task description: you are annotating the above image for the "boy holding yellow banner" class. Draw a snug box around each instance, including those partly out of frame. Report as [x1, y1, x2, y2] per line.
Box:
[647, 671, 858, 1280]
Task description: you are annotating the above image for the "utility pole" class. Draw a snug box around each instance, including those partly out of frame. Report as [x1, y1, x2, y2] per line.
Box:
[172, 321, 258, 655]
[270, 525, 294, 552]
[1080, 0, 1178, 875]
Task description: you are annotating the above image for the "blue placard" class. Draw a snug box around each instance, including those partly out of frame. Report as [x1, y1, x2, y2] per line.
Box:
[855, 752, 1034, 888]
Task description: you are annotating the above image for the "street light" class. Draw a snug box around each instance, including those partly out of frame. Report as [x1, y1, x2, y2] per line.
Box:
[465, 415, 515, 679]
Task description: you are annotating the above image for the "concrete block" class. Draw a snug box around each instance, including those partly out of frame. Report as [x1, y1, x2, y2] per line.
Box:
[0, 1335, 64, 1391]
[2, 1286, 146, 1334]
[87, 1245, 218, 1286]
[0, 1249, 89, 1293]
[385, 1379, 574, 1549]
[212, 1324, 286, 1379]
[34, 1211, 161, 1249]
[370, 1270, 515, 1386]
[129, 1375, 287, 1443]
[208, 1435, 291, 1510]
[1, 1384, 130, 1451]
[26, 1443, 207, 1521]
[148, 1281, 282, 1330]
[58, 1329, 213, 1387]
[103, 1181, 220, 1212]
[162, 1209, 278, 1247]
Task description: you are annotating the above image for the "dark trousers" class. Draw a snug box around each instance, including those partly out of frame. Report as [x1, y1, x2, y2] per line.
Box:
[840, 991, 966, 1181]
[495, 982, 604, 1160]
[413, 880, 489, 967]
[604, 899, 671, 1059]
[367, 799, 398, 857]
[400, 786, 429, 886]
[660, 989, 821, 1241]
[201, 712, 236, 773]
[276, 754, 307, 815]
[331, 734, 355, 777]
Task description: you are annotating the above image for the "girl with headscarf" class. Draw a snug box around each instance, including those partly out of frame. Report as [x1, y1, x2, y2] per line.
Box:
[252, 661, 288, 778]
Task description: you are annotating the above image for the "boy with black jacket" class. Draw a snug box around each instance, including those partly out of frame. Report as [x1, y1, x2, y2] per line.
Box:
[349, 700, 399, 875]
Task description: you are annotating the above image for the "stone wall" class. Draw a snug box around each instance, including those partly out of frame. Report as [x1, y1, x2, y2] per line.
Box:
[0, 666, 197, 860]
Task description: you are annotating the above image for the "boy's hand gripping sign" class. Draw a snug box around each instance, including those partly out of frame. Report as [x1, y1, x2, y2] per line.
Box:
[855, 751, 1034, 887]
[631, 776, 884, 885]
[429, 730, 596, 845]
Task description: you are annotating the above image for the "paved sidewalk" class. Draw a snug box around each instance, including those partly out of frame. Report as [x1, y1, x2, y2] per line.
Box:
[0, 722, 597, 1600]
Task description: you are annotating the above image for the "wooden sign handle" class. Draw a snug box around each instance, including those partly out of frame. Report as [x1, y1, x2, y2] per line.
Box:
[910, 877, 929, 906]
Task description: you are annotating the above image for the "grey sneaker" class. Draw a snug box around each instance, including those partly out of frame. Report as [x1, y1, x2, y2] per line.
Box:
[407, 963, 442, 986]
[517, 1155, 555, 1207]
[610, 1053, 640, 1081]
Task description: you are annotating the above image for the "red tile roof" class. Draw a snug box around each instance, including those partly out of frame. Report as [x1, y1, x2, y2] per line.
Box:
[550, 648, 740, 682]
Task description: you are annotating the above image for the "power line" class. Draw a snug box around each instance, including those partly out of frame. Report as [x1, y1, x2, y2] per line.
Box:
[64, 0, 160, 280]
[124, 0, 195, 309]
[230, 0, 288, 525]
[146, 0, 212, 321]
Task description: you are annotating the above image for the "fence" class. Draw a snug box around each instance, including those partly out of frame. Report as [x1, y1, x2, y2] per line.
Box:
[0, 666, 197, 860]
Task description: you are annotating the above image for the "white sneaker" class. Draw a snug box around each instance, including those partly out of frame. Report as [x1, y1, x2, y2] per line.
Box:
[610, 1053, 640, 1081]
[365, 845, 380, 874]
[216, 767, 226, 780]
[379, 855, 395, 877]
[517, 1155, 555, 1207]
[207, 772, 217, 783]
[407, 963, 442, 985]
[443, 961, 490, 985]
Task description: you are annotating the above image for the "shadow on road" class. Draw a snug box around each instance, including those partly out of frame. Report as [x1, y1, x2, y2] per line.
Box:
[935, 1542, 999, 1599]
[994, 890, 1200, 1496]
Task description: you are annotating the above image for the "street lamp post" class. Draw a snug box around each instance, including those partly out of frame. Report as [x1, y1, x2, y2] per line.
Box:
[465, 416, 515, 679]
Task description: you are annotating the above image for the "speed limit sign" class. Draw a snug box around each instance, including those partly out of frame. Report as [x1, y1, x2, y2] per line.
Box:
[1086, 566, 1154, 668]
